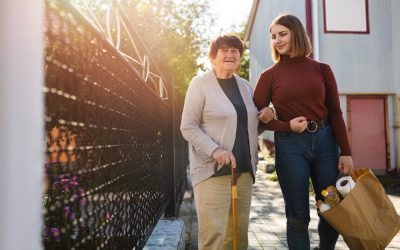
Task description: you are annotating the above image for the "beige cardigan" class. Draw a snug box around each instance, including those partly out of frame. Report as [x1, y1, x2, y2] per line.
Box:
[180, 71, 259, 186]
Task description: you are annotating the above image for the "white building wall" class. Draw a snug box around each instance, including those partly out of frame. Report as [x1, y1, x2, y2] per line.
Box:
[392, 0, 400, 96]
[318, 0, 400, 169]
[247, 0, 400, 169]
[247, 0, 307, 142]
[248, 0, 306, 87]
[391, 0, 400, 169]
[318, 0, 396, 93]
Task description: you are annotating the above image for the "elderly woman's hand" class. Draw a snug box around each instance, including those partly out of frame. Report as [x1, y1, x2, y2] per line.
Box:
[258, 107, 275, 124]
[211, 148, 236, 168]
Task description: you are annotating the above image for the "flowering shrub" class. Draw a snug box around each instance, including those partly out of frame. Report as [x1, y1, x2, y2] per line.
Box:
[42, 162, 88, 247]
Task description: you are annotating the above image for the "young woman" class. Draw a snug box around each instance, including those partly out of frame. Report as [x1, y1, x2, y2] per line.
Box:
[254, 14, 354, 250]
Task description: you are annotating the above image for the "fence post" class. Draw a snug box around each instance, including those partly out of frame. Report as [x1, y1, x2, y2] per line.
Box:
[0, 0, 43, 249]
[165, 74, 178, 217]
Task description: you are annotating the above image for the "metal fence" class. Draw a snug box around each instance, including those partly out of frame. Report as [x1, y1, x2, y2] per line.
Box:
[42, 1, 188, 249]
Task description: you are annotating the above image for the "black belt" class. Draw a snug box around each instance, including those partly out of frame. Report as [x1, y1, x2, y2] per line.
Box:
[306, 119, 328, 132]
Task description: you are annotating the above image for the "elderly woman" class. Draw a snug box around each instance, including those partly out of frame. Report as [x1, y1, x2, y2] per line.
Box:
[180, 34, 273, 249]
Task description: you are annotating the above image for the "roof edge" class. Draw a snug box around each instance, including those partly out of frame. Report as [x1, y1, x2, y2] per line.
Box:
[244, 0, 260, 43]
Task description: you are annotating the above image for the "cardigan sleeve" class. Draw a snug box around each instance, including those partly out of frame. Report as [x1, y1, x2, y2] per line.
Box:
[180, 77, 220, 157]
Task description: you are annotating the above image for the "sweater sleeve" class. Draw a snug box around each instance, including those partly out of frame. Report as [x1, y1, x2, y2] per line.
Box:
[322, 64, 352, 156]
[253, 71, 292, 132]
[180, 77, 220, 157]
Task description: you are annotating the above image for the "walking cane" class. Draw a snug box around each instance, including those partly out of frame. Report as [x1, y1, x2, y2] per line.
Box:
[230, 162, 238, 250]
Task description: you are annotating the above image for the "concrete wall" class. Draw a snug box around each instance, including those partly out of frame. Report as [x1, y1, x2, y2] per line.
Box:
[0, 1, 43, 249]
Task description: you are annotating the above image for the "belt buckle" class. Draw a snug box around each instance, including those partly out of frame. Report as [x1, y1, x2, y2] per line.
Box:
[306, 121, 318, 132]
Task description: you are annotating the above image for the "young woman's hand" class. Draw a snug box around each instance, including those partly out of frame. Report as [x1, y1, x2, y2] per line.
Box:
[338, 156, 354, 174]
[211, 148, 236, 168]
[289, 116, 308, 133]
[258, 107, 275, 124]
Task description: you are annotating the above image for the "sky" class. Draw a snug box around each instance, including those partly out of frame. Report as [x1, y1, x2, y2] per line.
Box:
[209, 0, 253, 34]
[200, 0, 253, 69]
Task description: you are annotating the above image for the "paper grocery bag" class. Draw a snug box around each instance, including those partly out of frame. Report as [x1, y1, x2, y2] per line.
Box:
[320, 168, 400, 250]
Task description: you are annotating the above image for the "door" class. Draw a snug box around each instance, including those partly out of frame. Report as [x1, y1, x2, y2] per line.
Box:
[347, 96, 388, 172]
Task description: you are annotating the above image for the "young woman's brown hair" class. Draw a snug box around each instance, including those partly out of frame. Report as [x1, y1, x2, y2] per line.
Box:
[270, 14, 312, 62]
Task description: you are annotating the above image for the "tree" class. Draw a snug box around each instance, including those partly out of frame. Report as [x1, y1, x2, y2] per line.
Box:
[72, 0, 214, 95]
[238, 46, 250, 81]
[234, 22, 250, 81]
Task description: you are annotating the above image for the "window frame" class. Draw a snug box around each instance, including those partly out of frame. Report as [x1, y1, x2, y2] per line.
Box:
[323, 0, 370, 34]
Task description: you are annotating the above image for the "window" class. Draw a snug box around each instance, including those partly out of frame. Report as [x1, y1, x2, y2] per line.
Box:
[323, 0, 369, 34]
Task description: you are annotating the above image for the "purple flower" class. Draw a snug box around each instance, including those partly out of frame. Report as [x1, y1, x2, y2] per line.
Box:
[63, 206, 70, 216]
[79, 198, 87, 206]
[77, 188, 85, 196]
[68, 212, 75, 221]
[42, 228, 50, 238]
[60, 178, 70, 184]
[50, 227, 60, 237]
[69, 181, 79, 186]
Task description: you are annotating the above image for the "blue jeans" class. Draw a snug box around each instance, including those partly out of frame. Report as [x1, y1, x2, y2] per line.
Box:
[274, 125, 339, 250]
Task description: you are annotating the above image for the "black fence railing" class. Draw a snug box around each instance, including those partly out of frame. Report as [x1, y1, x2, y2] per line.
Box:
[165, 94, 189, 217]
[42, 1, 188, 249]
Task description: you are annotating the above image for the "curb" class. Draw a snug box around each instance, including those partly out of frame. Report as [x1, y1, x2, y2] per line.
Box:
[143, 219, 185, 250]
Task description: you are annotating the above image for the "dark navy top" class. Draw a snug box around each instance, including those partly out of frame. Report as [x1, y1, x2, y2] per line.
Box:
[213, 76, 252, 176]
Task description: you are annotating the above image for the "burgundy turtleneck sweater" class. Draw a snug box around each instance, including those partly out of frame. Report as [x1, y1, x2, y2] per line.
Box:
[253, 56, 351, 156]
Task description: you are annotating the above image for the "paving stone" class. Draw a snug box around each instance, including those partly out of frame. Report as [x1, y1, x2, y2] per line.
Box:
[175, 170, 400, 249]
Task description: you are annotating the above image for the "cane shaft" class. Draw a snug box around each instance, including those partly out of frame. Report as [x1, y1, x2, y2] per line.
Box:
[231, 164, 238, 250]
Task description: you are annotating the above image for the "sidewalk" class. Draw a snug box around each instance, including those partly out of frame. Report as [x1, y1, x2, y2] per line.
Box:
[180, 170, 400, 250]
